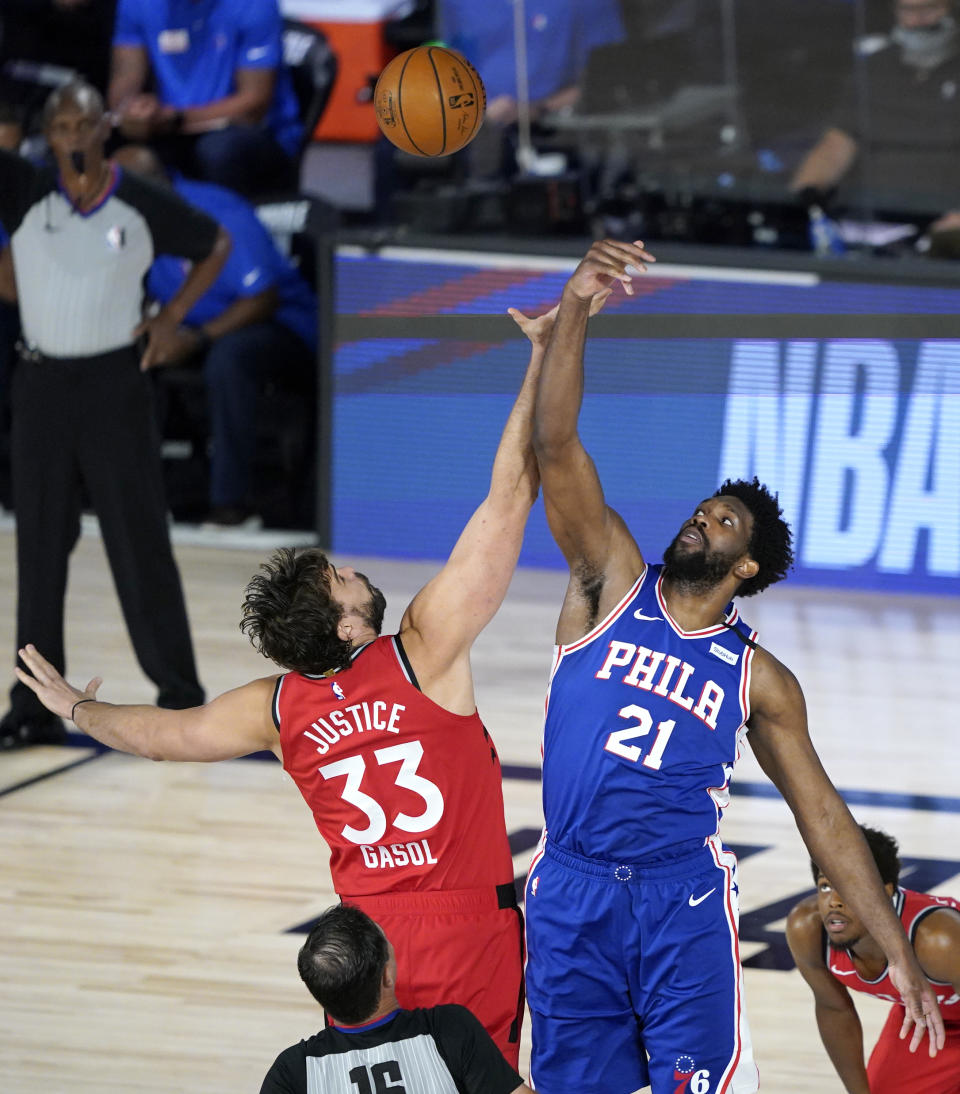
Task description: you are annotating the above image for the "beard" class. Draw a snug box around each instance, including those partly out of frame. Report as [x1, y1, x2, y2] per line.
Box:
[357, 574, 387, 634]
[662, 530, 739, 594]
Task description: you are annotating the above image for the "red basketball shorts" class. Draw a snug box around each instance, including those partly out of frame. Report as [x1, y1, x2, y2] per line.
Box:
[867, 1005, 960, 1094]
[343, 885, 525, 1069]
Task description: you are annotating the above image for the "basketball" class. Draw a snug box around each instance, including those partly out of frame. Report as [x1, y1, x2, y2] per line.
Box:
[374, 45, 485, 157]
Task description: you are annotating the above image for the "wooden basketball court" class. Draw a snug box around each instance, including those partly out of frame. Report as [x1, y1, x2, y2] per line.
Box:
[1, 521, 956, 1091]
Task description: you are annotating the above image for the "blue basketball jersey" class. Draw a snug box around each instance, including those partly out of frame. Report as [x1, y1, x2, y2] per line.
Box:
[541, 563, 758, 861]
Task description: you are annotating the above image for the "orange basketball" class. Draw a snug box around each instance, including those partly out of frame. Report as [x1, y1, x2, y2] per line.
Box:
[374, 45, 485, 157]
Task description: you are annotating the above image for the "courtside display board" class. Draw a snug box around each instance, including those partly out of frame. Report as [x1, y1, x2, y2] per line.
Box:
[332, 247, 960, 595]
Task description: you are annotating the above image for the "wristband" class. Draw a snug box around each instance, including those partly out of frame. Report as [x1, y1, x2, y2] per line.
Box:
[71, 698, 96, 722]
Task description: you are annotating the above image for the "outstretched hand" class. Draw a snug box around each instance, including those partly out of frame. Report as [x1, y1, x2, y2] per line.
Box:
[15, 645, 101, 721]
[888, 957, 945, 1055]
[507, 287, 613, 346]
[567, 238, 656, 301]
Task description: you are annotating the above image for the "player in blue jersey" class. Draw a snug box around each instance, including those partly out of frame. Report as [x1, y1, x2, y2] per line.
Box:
[524, 238, 944, 1094]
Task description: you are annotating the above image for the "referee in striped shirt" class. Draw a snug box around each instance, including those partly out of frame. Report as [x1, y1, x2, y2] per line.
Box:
[0, 80, 230, 748]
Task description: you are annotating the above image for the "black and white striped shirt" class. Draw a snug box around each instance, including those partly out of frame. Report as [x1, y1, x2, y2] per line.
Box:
[0, 149, 219, 358]
[260, 1007, 522, 1094]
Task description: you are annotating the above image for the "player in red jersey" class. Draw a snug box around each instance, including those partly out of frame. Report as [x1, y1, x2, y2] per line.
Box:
[787, 824, 960, 1094]
[14, 293, 609, 1067]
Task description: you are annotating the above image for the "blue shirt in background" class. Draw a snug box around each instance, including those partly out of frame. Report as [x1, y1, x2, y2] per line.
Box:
[113, 0, 302, 157]
[147, 175, 317, 352]
[439, 0, 625, 103]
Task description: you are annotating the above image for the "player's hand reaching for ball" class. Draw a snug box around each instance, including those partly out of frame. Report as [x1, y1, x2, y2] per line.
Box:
[508, 287, 612, 347]
[566, 239, 656, 301]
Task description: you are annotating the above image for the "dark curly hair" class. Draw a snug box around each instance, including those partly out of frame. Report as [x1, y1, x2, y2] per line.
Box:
[240, 547, 353, 674]
[713, 477, 794, 597]
[811, 824, 901, 888]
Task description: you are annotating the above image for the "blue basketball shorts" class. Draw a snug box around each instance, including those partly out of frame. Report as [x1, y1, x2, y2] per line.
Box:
[524, 835, 758, 1094]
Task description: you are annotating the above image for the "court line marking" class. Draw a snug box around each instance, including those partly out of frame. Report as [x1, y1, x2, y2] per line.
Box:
[337, 245, 821, 287]
[0, 749, 107, 800]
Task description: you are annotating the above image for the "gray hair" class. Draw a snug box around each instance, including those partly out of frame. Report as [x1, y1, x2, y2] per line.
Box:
[42, 80, 104, 131]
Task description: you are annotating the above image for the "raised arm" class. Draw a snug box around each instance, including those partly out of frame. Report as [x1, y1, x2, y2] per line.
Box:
[786, 896, 872, 1094]
[398, 305, 566, 711]
[16, 644, 279, 762]
[534, 240, 654, 640]
[748, 650, 944, 1055]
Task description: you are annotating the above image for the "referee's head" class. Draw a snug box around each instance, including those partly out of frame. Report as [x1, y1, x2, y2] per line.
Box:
[297, 905, 398, 1025]
[42, 79, 105, 133]
[42, 79, 109, 180]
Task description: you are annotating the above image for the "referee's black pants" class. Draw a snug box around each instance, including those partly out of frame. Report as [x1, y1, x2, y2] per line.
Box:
[8, 345, 205, 721]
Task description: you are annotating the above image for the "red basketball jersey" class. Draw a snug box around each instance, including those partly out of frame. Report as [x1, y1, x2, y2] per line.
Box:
[826, 887, 960, 1018]
[274, 636, 515, 897]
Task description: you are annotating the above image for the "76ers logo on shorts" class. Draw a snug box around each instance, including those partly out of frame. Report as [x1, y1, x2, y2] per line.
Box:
[673, 1056, 711, 1093]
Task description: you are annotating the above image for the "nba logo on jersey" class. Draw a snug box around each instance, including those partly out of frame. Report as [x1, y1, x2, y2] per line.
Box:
[530, 876, 540, 896]
[331, 682, 345, 700]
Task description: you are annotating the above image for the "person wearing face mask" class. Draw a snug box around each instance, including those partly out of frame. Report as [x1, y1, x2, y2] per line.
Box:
[790, 0, 960, 218]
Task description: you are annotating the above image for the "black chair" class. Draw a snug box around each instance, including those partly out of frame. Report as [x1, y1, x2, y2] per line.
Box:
[282, 18, 338, 156]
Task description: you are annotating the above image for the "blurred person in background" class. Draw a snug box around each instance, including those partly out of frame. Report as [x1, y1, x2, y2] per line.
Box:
[108, 0, 302, 197]
[790, 0, 960, 219]
[114, 144, 317, 530]
[437, 0, 624, 178]
[0, 80, 229, 748]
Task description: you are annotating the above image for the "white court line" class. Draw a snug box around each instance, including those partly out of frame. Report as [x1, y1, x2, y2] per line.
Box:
[337, 244, 821, 288]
